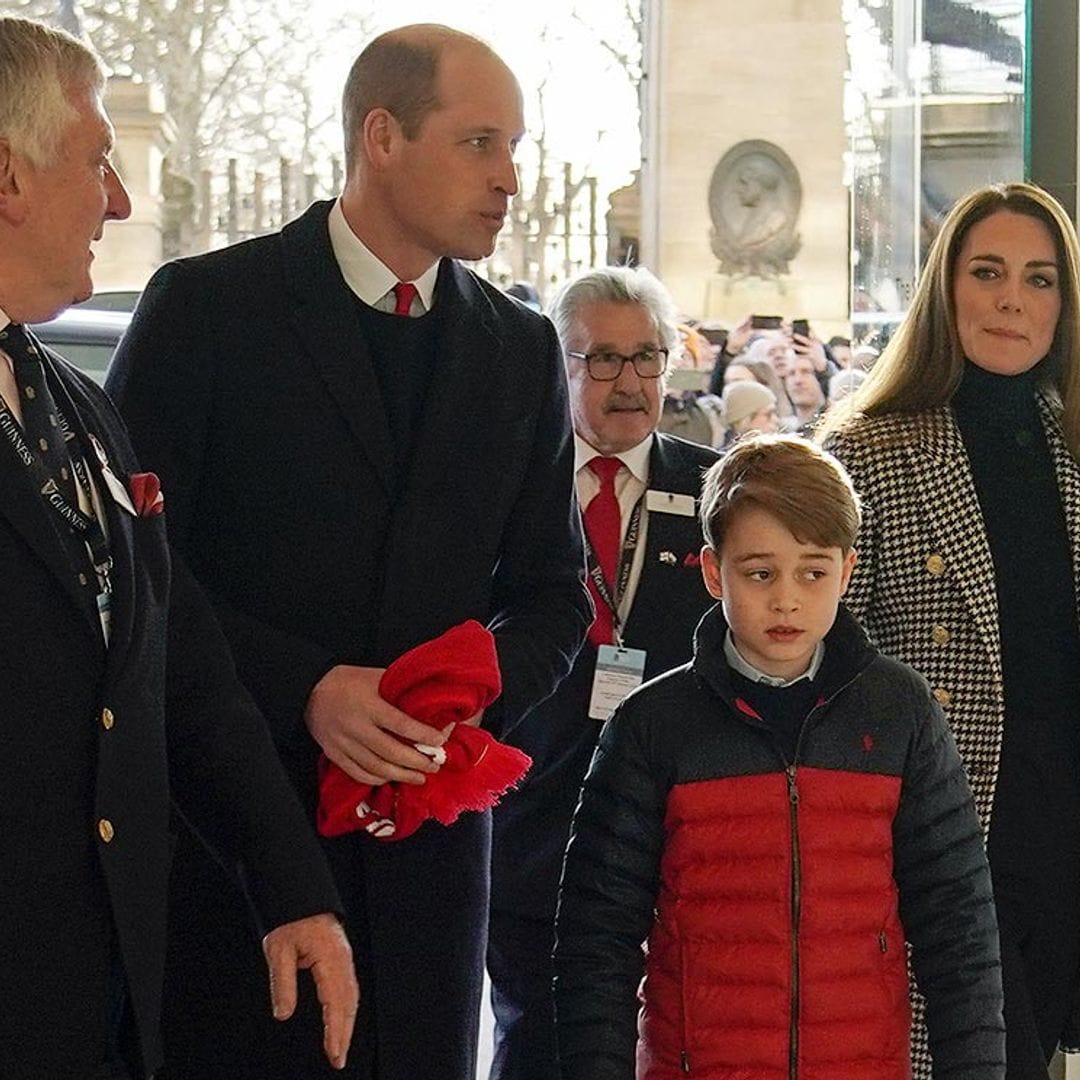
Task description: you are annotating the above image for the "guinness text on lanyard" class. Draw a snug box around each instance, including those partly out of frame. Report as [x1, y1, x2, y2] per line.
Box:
[585, 497, 643, 649]
[0, 390, 113, 592]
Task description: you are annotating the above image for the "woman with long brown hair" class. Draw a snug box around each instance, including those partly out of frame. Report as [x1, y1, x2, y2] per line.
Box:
[822, 181, 1080, 1079]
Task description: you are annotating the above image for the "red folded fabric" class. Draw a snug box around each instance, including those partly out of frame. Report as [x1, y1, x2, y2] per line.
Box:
[316, 620, 531, 841]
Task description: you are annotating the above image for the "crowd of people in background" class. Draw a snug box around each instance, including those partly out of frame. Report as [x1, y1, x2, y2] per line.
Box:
[670, 316, 879, 447]
[499, 285, 883, 453]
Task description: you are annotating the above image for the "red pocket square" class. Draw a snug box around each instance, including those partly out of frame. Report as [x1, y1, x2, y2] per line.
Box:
[316, 621, 531, 841]
[129, 472, 164, 517]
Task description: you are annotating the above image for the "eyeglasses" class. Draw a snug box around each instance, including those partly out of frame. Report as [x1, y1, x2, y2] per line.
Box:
[566, 347, 669, 382]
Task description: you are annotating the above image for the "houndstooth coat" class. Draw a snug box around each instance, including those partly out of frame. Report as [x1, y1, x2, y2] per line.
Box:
[829, 394, 1080, 1079]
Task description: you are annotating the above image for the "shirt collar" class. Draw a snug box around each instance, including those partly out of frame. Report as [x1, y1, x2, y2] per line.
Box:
[573, 432, 653, 485]
[724, 628, 824, 687]
[328, 198, 439, 312]
[0, 306, 11, 333]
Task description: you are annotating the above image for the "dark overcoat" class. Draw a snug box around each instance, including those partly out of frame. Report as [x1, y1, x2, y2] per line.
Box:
[107, 199, 590, 1080]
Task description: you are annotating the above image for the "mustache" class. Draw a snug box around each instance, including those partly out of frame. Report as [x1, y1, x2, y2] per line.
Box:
[603, 391, 650, 413]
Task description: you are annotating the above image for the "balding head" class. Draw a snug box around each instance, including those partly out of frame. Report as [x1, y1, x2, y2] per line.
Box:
[342, 24, 507, 174]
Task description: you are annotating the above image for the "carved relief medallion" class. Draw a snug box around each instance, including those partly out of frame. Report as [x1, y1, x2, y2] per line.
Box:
[709, 140, 802, 279]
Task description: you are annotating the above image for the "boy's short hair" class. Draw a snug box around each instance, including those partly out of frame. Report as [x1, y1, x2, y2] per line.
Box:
[701, 434, 861, 553]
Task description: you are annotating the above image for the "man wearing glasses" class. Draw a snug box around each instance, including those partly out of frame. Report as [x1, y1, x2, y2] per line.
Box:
[488, 266, 720, 1080]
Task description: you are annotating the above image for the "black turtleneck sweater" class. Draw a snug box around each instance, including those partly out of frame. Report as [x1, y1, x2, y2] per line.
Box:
[952, 360, 1080, 910]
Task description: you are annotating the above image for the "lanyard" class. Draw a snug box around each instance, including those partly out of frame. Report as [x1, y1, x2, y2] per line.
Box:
[584, 497, 643, 647]
[0, 389, 112, 586]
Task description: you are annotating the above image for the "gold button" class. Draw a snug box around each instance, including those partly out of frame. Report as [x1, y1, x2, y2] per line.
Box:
[932, 688, 952, 707]
[101, 707, 114, 731]
[98, 818, 114, 843]
[926, 554, 946, 576]
[931, 625, 950, 646]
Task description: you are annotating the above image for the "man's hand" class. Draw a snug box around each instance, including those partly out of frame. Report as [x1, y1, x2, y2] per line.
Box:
[724, 314, 754, 357]
[305, 664, 448, 786]
[262, 912, 358, 1071]
[792, 332, 828, 372]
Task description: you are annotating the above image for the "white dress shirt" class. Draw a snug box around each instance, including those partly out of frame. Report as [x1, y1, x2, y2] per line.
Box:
[724, 628, 824, 687]
[327, 198, 439, 316]
[574, 432, 654, 629]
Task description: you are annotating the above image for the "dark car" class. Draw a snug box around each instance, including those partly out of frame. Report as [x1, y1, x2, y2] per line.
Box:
[30, 307, 131, 385]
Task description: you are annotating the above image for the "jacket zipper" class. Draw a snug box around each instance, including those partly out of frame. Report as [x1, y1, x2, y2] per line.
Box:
[787, 764, 801, 1080]
[725, 678, 866, 1080]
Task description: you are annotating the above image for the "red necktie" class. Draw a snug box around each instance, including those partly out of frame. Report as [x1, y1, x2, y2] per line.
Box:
[584, 456, 622, 648]
[393, 281, 418, 317]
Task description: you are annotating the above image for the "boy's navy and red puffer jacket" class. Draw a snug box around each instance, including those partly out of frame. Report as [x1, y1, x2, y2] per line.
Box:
[554, 604, 1003, 1080]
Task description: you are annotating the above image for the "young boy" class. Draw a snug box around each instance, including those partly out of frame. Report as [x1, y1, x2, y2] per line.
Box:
[553, 435, 1004, 1080]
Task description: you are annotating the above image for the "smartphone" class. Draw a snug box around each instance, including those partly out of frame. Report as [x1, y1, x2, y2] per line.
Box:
[791, 318, 810, 340]
[751, 314, 783, 330]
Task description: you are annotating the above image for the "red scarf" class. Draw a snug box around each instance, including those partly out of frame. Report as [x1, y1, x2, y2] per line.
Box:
[317, 621, 531, 841]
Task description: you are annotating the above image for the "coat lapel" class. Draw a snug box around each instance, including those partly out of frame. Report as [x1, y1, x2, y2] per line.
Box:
[1038, 394, 1080, 621]
[406, 260, 500, 492]
[41, 353, 141, 664]
[908, 408, 1002, 673]
[280, 202, 396, 497]
[0, 446, 100, 629]
[0, 344, 104, 635]
[52, 361, 138, 667]
[622, 435, 704, 635]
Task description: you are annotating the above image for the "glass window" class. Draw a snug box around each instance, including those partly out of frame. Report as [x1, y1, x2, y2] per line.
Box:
[844, 0, 1026, 347]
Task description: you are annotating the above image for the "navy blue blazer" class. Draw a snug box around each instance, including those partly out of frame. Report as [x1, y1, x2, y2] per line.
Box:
[492, 432, 720, 925]
[0, 345, 340, 1078]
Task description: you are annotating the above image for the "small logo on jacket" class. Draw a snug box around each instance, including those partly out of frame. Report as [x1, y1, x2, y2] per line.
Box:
[861, 734, 874, 753]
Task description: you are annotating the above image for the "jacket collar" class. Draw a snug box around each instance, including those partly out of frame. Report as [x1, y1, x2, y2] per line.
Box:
[692, 602, 877, 707]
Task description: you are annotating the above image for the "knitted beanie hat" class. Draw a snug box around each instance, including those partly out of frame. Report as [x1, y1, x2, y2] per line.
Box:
[721, 380, 776, 427]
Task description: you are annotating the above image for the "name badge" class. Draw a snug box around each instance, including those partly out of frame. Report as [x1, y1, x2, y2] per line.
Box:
[588, 644, 647, 721]
[645, 490, 695, 517]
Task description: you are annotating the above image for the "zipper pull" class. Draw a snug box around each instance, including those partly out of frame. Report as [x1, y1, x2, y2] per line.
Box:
[786, 765, 799, 805]
[879, 931, 887, 953]
[681, 1050, 691, 1073]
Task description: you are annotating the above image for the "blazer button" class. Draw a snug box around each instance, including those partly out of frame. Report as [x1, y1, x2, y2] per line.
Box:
[932, 688, 952, 707]
[101, 707, 114, 730]
[98, 818, 115, 843]
[931, 625, 950, 646]
[926, 554, 946, 576]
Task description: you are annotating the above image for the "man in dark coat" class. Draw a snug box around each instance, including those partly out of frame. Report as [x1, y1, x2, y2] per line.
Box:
[107, 23, 590, 1080]
[0, 17, 357, 1080]
[488, 266, 720, 1079]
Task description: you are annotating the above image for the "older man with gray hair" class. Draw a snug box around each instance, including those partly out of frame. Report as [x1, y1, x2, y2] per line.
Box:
[489, 266, 720, 1080]
[0, 17, 357, 1079]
